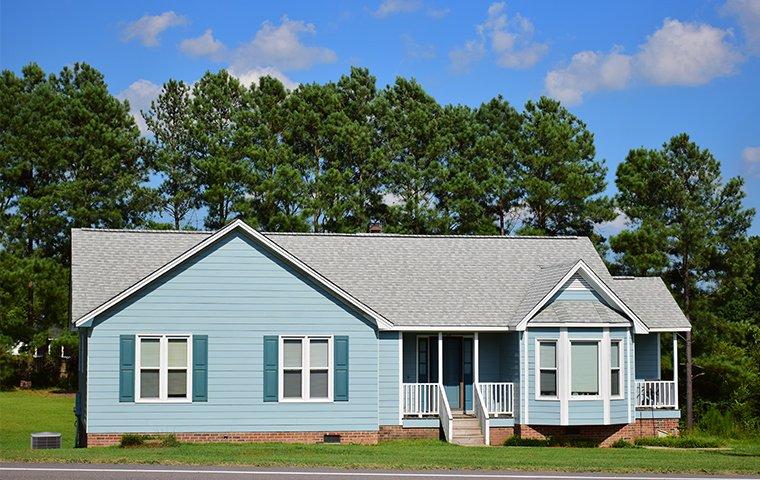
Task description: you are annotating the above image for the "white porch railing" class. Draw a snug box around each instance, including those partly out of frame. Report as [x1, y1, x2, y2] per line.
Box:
[477, 382, 514, 416]
[438, 383, 453, 442]
[473, 383, 490, 445]
[402, 383, 439, 416]
[636, 380, 677, 409]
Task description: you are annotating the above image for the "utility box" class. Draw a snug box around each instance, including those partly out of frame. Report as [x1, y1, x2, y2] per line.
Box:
[30, 432, 61, 449]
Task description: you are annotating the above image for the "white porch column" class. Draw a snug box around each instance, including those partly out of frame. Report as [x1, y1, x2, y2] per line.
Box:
[673, 333, 679, 409]
[438, 332, 443, 384]
[473, 332, 480, 384]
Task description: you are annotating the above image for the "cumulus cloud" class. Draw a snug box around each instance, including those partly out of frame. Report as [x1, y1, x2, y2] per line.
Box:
[596, 209, 630, 237]
[373, 0, 422, 17]
[402, 34, 436, 60]
[116, 79, 162, 134]
[545, 18, 743, 105]
[743, 146, 760, 178]
[230, 16, 336, 72]
[545, 49, 633, 105]
[229, 66, 298, 91]
[450, 2, 547, 72]
[722, 0, 760, 54]
[121, 11, 188, 47]
[180, 29, 226, 60]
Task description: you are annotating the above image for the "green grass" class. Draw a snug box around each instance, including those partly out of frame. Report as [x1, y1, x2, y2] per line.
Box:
[1, 390, 760, 474]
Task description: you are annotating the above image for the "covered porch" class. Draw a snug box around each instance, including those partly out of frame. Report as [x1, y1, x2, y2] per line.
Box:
[634, 332, 681, 410]
[399, 331, 517, 444]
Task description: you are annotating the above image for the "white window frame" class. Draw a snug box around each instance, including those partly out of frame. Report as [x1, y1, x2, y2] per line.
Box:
[135, 334, 193, 403]
[535, 339, 559, 400]
[278, 335, 333, 403]
[569, 339, 602, 400]
[610, 339, 624, 399]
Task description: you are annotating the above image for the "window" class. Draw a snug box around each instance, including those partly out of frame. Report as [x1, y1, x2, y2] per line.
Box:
[571, 341, 599, 396]
[538, 341, 557, 397]
[137, 335, 191, 402]
[280, 336, 332, 401]
[610, 340, 622, 397]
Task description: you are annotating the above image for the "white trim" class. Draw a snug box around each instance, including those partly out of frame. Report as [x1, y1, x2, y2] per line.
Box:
[672, 333, 679, 410]
[602, 328, 611, 424]
[391, 326, 509, 332]
[398, 332, 403, 425]
[278, 335, 334, 403]
[627, 331, 633, 423]
[527, 323, 628, 328]
[534, 338, 559, 401]
[75, 220, 393, 330]
[609, 338, 624, 400]
[648, 327, 691, 332]
[521, 331, 529, 424]
[135, 334, 192, 403]
[515, 260, 649, 334]
[473, 332, 479, 384]
[568, 337, 603, 401]
[437, 333, 443, 392]
[559, 328, 569, 425]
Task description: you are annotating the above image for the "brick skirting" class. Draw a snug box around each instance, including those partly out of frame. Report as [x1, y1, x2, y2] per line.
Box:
[378, 425, 440, 441]
[87, 430, 379, 447]
[489, 426, 515, 445]
[517, 418, 679, 447]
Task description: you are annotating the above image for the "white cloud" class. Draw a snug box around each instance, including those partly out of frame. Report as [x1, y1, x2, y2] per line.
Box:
[231, 16, 336, 72]
[121, 11, 188, 47]
[116, 79, 162, 134]
[545, 18, 743, 105]
[229, 66, 298, 91]
[450, 2, 547, 72]
[637, 19, 743, 85]
[545, 48, 633, 105]
[180, 29, 226, 60]
[743, 146, 760, 178]
[722, 0, 760, 54]
[402, 34, 436, 60]
[374, 0, 422, 18]
[596, 209, 630, 237]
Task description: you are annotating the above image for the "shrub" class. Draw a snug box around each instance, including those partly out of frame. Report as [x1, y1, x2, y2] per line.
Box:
[611, 439, 637, 448]
[698, 407, 737, 438]
[161, 434, 180, 447]
[503, 435, 598, 448]
[633, 436, 721, 448]
[120, 434, 144, 448]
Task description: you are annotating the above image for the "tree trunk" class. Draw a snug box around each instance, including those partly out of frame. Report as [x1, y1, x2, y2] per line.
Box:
[686, 329, 693, 430]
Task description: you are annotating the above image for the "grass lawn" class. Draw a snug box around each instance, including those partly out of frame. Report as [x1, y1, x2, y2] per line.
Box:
[1, 390, 759, 474]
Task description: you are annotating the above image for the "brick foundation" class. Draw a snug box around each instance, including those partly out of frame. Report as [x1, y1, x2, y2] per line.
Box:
[517, 418, 679, 447]
[488, 426, 515, 445]
[378, 425, 440, 441]
[87, 430, 379, 447]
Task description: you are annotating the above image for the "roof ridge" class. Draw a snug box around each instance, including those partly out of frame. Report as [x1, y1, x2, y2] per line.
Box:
[264, 232, 581, 240]
[74, 228, 213, 234]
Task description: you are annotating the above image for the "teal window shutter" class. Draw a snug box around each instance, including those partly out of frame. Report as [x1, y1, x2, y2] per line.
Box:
[119, 335, 135, 402]
[263, 336, 278, 402]
[334, 336, 349, 401]
[192, 335, 208, 402]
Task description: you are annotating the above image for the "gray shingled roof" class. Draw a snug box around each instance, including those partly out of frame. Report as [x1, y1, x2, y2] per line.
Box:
[531, 300, 631, 324]
[70, 226, 690, 330]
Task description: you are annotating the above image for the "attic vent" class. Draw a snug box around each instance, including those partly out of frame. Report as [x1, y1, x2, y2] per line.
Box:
[31, 432, 61, 449]
[323, 434, 341, 444]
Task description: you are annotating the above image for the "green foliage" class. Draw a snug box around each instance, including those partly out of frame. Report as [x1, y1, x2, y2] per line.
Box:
[611, 439, 637, 448]
[634, 436, 722, 448]
[503, 435, 599, 448]
[160, 434, 181, 447]
[119, 434, 144, 448]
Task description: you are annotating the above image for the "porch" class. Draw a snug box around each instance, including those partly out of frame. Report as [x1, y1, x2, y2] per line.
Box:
[634, 332, 680, 410]
[399, 332, 516, 445]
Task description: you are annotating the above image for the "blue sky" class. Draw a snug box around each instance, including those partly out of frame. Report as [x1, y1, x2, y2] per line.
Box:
[2, 0, 759, 234]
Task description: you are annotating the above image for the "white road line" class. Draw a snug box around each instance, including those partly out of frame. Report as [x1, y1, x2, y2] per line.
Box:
[0, 467, 756, 480]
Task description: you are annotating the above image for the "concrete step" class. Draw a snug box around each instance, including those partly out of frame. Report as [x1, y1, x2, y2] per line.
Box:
[453, 426, 482, 434]
[452, 435, 485, 446]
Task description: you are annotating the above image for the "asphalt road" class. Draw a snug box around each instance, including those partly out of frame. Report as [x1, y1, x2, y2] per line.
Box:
[1, 464, 759, 480]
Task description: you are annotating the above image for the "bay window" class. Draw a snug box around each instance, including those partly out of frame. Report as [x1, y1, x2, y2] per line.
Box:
[610, 340, 622, 397]
[538, 341, 557, 397]
[570, 341, 599, 396]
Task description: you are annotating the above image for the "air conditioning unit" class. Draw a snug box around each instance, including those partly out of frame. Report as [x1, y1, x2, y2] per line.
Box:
[31, 432, 61, 449]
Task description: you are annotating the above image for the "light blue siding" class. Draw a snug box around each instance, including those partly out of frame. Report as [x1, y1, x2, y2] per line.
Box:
[403, 418, 439, 428]
[635, 409, 680, 419]
[610, 328, 631, 424]
[379, 332, 400, 425]
[635, 334, 661, 380]
[568, 400, 603, 425]
[87, 232, 379, 434]
[526, 328, 561, 425]
[490, 417, 514, 427]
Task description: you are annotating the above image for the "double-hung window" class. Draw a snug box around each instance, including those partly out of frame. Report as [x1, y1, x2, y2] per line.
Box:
[538, 341, 557, 397]
[137, 335, 191, 402]
[570, 341, 599, 397]
[280, 336, 332, 402]
[610, 340, 622, 397]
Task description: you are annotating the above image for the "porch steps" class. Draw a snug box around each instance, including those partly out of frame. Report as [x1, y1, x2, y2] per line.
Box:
[451, 414, 485, 446]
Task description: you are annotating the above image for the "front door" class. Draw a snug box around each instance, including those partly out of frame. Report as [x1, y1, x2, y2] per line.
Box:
[442, 337, 473, 412]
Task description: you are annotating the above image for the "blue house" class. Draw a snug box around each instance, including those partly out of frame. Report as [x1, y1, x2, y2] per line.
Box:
[71, 219, 689, 447]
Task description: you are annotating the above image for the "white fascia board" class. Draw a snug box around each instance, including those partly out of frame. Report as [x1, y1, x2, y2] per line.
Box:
[516, 260, 650, 334]
[389, 326, 509, 332]
[527, 322, 630, 328]
[75, 219, 393, 330]
[648, 327, 691, 332]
